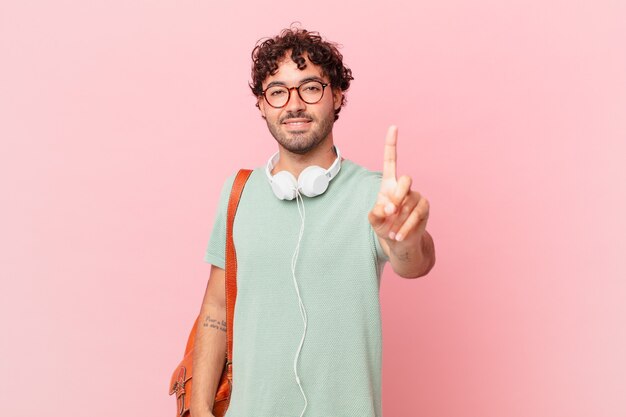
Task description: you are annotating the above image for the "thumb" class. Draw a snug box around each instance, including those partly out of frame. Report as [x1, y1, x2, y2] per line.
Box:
[368, 200, 388, 229]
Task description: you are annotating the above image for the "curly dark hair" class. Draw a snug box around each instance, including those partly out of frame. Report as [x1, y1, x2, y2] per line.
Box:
[249, 26, 354, 121]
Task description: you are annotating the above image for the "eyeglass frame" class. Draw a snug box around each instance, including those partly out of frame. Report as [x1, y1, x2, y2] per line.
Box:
[260, 80, 330, 109]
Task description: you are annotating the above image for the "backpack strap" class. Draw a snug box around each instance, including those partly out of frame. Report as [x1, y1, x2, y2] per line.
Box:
[225, 169, 253, 380]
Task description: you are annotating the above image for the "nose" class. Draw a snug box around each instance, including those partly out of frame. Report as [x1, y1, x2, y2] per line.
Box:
[284, 87, 306, 113]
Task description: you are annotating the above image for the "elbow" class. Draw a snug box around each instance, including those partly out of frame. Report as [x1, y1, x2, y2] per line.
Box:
[398, 250, 436, 279]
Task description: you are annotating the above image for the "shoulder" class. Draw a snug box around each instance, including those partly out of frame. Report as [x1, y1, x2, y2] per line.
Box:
[339, 159, 383, 192]
[218, 171, 237, 199]
[220, 167, 261, 194]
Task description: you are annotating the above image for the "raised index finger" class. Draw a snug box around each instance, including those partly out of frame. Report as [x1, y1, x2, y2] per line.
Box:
[382, 125, 398, 181]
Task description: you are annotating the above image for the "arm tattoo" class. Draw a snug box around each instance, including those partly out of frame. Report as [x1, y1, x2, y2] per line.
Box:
[203, 315, 227, 332]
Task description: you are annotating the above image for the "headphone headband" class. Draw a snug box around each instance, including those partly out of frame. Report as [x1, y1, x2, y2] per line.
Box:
[265, 146, 342, 200]
[265, 145, 342, 183]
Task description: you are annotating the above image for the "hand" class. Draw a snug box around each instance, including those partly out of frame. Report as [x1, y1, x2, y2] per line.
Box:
[368, 125, 430, 244]
[189, 404, 215, 417]
[192, 412, 215, 417]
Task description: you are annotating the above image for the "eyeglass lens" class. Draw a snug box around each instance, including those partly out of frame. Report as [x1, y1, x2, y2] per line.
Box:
[264, 81, 325, 108]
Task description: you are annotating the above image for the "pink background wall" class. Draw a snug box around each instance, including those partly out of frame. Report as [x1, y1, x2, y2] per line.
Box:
[1, 1, 624, 416]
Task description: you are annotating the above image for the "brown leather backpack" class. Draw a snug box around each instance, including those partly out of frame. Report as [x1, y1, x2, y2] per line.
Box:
[169, 169, 252, 417]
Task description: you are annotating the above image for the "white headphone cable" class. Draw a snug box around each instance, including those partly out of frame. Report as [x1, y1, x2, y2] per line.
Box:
[291, 188, 308, 417]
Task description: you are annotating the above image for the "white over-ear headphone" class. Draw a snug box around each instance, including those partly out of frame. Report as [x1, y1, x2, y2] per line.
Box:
[265, 146, 342, 200]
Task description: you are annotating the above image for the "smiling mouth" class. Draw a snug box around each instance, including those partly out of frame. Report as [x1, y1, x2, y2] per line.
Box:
[282, 118, 312, 126]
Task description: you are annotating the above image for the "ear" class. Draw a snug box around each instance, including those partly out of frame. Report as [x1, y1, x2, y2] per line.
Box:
[332, 88, 343, 111]
[257, 96, 267, 119]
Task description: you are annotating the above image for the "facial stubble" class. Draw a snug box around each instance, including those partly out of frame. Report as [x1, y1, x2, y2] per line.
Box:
[265, 110, 335, 155]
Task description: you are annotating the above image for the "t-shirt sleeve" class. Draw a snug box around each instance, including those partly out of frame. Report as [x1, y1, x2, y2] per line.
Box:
[364, 171, 390, 265]
[203, 173, 237, 269]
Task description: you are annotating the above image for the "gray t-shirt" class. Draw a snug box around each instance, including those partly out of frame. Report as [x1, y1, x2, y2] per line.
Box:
[205, 158, 389, 417]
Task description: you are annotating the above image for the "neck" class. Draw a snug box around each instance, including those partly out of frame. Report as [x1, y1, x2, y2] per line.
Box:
[272, 137, 340, 178]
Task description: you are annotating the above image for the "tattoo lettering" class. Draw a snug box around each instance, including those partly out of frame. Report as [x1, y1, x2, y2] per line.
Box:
[203, 315, 227, 332]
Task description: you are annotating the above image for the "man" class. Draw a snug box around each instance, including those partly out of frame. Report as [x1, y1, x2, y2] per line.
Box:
[190, 27, 435, 417]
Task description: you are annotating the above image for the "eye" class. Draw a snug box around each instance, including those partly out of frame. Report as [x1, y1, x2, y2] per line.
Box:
[302, 84, 321, 92]
[269, 89, 287, 97]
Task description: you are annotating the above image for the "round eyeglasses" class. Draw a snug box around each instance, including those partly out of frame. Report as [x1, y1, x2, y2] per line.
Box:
[261, 80, 329, 108]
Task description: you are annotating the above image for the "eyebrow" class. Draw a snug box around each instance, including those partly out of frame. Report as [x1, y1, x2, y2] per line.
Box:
[265, 76, 326, 89]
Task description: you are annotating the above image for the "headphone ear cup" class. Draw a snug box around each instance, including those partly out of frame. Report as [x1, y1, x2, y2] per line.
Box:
[298, 165, 329, 197]
[271, 170, 298, 200]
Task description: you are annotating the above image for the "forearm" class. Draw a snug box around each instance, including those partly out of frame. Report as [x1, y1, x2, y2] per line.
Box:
[190, 302, 227, 413]
[388, 230, 436, 278]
